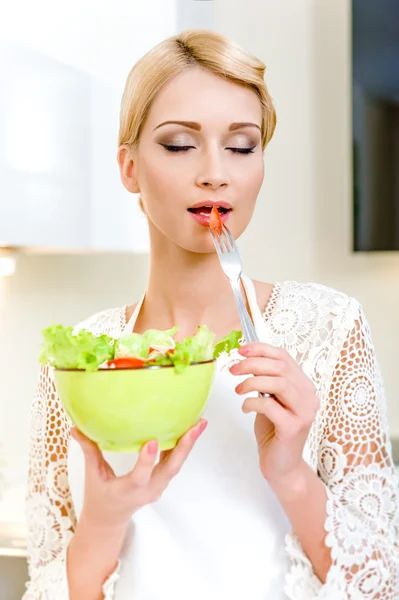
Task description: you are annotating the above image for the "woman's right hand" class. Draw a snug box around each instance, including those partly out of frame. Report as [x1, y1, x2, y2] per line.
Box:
[71, 419, 207, 530]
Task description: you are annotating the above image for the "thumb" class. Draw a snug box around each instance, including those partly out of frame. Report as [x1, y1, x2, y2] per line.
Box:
[71, 426, 103, 471]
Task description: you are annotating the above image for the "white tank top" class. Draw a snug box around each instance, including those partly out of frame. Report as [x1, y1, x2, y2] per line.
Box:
[68, 275, 295, 600]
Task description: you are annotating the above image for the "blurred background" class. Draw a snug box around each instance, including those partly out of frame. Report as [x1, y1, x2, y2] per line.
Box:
[0, 0, 398, 596]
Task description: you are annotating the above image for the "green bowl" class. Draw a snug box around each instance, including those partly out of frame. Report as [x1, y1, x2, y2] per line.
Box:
[54, 360, 216, 453]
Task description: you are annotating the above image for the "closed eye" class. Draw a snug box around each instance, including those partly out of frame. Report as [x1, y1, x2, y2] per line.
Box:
[227, 146, 256, 154]
[161, 145, 195, 152]
[161, 144, 256, 154]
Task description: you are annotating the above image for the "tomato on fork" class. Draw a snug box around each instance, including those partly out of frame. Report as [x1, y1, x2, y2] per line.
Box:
[209, 206, 223, 232]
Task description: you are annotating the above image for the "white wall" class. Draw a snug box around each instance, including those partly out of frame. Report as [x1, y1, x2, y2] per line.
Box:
[0, 0, 398, 523]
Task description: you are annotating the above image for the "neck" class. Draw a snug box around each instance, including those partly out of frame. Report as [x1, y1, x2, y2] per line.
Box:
[135, 229, 249, 340]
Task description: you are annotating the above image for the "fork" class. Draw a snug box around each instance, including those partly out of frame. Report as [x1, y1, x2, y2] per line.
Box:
[209, 224, 270, 398]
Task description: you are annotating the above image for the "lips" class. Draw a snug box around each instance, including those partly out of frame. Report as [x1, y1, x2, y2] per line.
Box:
[189, 200, 232, 211]
[187, 202, 232, 227]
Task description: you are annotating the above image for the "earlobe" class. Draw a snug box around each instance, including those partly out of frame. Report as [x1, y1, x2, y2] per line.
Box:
[117, 145, 140, 194]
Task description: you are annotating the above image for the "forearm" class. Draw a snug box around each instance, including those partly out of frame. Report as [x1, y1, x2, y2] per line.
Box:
[269, 459, 332, 584]
[67, 512, 126, 600]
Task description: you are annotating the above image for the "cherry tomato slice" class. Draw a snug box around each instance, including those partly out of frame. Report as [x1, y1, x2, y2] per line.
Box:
[209, 206, 222, 231]
[107, 357, 145, 369]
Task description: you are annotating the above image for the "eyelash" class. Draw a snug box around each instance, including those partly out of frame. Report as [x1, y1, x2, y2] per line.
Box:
[161, 144, 256, 155]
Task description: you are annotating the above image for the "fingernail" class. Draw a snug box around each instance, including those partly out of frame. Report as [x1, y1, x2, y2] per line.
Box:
[147, 441, 158, 455]
[191, 420, 208, 441]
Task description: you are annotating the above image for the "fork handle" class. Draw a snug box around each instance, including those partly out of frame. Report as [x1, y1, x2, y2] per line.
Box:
[231, 283, 258, 343]
[232, 289, 255, 342]
[231, 284, 271, 399]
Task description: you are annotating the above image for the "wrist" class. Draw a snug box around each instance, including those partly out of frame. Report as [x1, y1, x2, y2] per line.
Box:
[267, 460, 310, 503]
[78, 510, 130, 540]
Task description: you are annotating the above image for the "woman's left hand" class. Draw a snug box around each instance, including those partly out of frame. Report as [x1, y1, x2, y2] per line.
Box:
[230, 343, 320, 486]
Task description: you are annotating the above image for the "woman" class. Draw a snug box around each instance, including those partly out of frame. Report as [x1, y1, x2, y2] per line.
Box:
[24, 29, 399, 600]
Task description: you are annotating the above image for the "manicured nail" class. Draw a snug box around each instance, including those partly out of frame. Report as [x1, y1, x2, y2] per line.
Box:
[191, 420, 208, 441]
[147, 441, 158, 455]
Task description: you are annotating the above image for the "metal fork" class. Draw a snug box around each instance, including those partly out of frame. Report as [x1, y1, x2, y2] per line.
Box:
[209, 224, 270, 397]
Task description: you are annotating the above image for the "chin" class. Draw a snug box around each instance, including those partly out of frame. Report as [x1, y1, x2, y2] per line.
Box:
[181, 225, 250, 254]
[177, 234, 216, 254]
[149, 213, 248, 253]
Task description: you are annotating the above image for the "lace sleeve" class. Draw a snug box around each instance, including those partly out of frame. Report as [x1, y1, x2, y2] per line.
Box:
[23, 365, 120, 600]
[284, 299, 399, 600]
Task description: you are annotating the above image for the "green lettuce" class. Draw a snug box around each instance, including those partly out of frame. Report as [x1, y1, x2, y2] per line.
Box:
[166, 325, 216, 374]
[213, 330, 242, 358]
[39, 323, 242, 373]
[39, 324, 115, 371]
[115, 327, 178, 359]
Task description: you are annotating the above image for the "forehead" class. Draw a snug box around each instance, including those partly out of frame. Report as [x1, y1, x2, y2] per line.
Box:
[145, 67, 262, 131]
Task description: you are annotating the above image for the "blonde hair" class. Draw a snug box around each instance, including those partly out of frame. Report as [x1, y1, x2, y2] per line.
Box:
[118, 29, 276, 151]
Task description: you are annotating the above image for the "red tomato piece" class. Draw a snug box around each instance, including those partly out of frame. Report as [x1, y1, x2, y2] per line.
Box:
[209, 206, 222, 231]
[107, 357, 145, 369]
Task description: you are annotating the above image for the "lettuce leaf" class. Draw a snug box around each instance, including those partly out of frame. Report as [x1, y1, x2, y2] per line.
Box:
[39, 324, 115, 371]
[39, 323, 242, 373]
[213, 330, 242, 358]
[115, 327, 178, 360]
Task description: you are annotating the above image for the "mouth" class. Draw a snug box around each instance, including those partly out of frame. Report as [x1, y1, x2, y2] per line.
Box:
[187, 202, 232, 227]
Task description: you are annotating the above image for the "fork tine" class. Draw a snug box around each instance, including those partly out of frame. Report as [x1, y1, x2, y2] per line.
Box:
[209, 228, 223, 257]
[221, 228, 233, 252]
[212, 228, 225, 254]
[216, 228, 229, 254]
[210, 224, 235, 255]
[220, 226, 234, 253]
[223, 226, 236, 252]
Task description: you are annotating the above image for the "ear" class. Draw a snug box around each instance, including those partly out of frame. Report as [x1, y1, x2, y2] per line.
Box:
[117, 145, 140, 194]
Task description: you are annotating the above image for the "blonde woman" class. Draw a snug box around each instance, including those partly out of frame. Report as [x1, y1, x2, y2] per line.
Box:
[24, 30, 399, 600]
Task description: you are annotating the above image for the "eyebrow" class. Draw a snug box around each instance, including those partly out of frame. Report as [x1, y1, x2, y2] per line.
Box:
[153, 121, 261, 132]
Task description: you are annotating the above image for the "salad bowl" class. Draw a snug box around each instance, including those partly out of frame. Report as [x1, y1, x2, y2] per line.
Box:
[39, 323, 240, 452]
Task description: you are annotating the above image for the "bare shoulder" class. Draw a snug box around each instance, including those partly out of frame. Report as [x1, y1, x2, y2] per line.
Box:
[252, 279, 276, 312]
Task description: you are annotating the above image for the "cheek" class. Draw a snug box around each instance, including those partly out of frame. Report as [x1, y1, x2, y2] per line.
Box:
[140, 157, 170, 195]
[236, 159, 264, 204]
[140, 152, 191, 200]
[137, 155, 189, 231]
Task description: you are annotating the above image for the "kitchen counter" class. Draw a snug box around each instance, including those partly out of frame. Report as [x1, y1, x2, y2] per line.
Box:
[0, 521, 27, 558]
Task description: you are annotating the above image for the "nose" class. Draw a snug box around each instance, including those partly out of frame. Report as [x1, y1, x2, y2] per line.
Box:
[196, 148, 230, 191]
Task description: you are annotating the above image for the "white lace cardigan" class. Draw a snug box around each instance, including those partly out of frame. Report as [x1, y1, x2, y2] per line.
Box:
[23, 281, 399, 599]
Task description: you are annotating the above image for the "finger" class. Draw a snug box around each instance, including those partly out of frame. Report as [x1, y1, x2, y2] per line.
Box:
[71, 426, 104, 472]
[230, 357, 285, 377]
[157, 418, 207, 464]
[125, 440, 160, 487]
[159, 448, 173, 462]
[239, 343, 295, 364]
[242, 395, 291, 430]
[98, 456, 116, 481]
[235, 376, 299, 414]
[152, 419, 207, 488]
